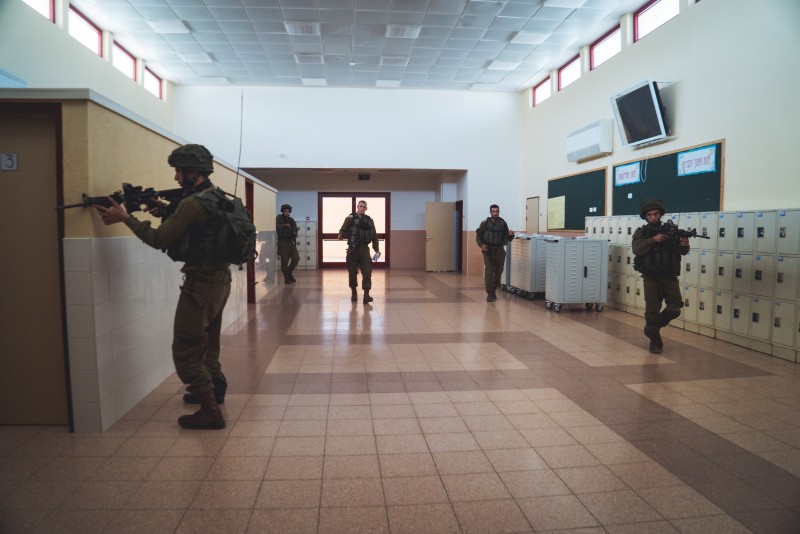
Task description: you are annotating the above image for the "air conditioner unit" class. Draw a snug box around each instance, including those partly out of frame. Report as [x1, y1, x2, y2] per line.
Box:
[565, 119, 613, 162]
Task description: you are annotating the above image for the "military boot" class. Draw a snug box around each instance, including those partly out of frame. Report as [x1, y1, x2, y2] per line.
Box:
[183, 373, 227, 405]
[363, 289, 373, 303]
[351, 288, 358, 302]
[644, 323, 662, 354]
[487, 292, 497, 302]
[178, 390, 225, 430]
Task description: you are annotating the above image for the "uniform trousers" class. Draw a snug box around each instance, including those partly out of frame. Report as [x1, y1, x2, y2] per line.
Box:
[642, 274, 683, 325]
[277, 239, 300, 276]
[483, 245, 506, 293]
[347, 244, 373, 289]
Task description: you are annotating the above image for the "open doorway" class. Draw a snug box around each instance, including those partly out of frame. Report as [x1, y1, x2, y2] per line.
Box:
[318, 192, 390, 268]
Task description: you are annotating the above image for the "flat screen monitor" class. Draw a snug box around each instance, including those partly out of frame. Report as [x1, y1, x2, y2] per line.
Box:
[610, 80, 669, 147]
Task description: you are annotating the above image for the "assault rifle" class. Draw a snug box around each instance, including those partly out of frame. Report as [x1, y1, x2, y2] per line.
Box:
[646, 220, 710, 240]
[56, 183, 186, 218]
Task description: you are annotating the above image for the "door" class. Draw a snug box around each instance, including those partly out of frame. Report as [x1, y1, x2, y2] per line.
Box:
[526, 197, 540, 234]
[0, 104, 69, 425]
[319, 193, 389, 267]
[425, 202, 456, 271]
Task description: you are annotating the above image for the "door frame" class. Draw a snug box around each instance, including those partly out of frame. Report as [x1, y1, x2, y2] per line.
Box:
[317, 192, 391, 268]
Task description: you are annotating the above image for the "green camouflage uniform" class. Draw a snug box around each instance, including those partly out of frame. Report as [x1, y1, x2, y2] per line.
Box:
[339, 213, 379, 290]
[124, 181, 231, 396]
[276, 214, 300, 277]
[476, 216, 514, 293]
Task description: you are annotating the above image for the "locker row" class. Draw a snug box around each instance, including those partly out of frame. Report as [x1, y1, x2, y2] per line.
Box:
[587, 209, 800, 255]
[607, 244, 800, 301]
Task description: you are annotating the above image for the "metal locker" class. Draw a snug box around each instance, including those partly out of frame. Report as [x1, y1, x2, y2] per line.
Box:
[716, 252, 734, 291]
[633, 277, 644, 309]
[717, 212, 736, 252]
[624, 246, 636, 276]
[679, 212, 699, 235]
[754, 211, 777, 255]
[607, 216, 619, 244]
[771, 300, 797, 349]
[623, 275, 636, 306]
[697, 287, 714, 327]
[777, 210, 800, 256]
[733, 253, 753, 295]
[751, 254, 775, 298]
[615, 216, 626, 244]
[681, 249, 700, 286]
[715, 291, 732, 332]
[544, 239, 609, 311]
[699, 212, 719, 251]
[585, 217, 592, 236]
[735, 211, 755, 253]
[749, 296, 772, 342]
[609, 272, 621, 304]
[698, 250, 716, 289]
[682, 285, 698, 324]
[608, 244, 619, 274]
[731, 293, 751, 337]
[624, 215, 639, 243]
[774, 255, 799, 302]
[531, 237, 547, 293]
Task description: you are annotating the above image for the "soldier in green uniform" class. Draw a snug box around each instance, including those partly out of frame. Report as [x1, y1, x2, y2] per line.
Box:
[338, 200, 380, 303]
[476, 204, 515, 302]
[631, 198, 690, 354]
[93, 144, 230, 430]
[276, 203, 299, 283]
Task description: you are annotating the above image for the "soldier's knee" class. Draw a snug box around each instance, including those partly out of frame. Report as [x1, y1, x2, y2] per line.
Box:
[660, 307, 681, 327]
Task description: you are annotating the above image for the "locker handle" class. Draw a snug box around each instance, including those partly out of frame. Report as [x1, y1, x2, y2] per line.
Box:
[737, 228, 745, 238]
[757, 227, 765, 238]
[735, 268, 742, 278]
[779, 227, 787, 238]
[733, 309, 740, 319]
[583, 266, 588, 278]
[752, 312, 759, 323]
[774, 318, 781, 328]
[755, 270, 762, 281]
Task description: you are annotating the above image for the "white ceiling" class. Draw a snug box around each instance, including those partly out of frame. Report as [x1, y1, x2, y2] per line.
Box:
[74, 0, 643, 92]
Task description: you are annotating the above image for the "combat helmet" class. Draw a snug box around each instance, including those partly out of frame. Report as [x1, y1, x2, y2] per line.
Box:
[639, 197, 665, 219]
[280, 204, 292, 212]
[168, 144, 214, 174]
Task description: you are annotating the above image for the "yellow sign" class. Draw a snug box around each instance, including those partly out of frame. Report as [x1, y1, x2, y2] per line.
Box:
[548, 196, 565, 229]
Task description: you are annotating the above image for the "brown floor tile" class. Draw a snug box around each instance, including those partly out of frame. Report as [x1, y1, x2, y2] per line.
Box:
[387, 503, 460, 534]
[452, 499, 532, 534]
[318, 506, 389, 534]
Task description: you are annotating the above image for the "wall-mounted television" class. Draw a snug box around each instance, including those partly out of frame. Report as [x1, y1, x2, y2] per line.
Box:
[610, 79, 670, 147]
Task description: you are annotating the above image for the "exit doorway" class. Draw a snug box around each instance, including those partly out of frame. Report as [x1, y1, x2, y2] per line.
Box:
[318, 192, 390, 268]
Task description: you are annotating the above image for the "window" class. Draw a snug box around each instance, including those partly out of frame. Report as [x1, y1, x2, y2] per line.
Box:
[22, 0, 53, 21]
[590, 27, 621, 70]
[143, 68, 162, 99]
[533, 78, 551, 106]
[68, 7, 101, 56]
[112, 43, 136, 80]
[558, 56, 580, 91]
[635, 0, 679, 41]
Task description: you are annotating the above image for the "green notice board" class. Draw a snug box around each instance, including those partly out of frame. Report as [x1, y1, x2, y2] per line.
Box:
[547, 168, 606, 230]
[612, 142, 723, 215]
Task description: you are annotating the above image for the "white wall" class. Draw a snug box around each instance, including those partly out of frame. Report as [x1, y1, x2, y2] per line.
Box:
[172, 85, 523, 229]
[523, 0, 800, 227]
[0, 0, 173, 129]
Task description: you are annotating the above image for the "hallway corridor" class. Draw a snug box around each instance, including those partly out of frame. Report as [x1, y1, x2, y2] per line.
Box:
[2, 270, 800, 533]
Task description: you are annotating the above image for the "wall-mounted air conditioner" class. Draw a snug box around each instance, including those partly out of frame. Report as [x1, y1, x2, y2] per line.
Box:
[565, 119, 613, 162]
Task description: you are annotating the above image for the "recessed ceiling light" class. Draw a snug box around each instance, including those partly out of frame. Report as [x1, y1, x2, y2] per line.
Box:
[543, 0, 587, 8]
[511, 31, 548, 45]
[179, 53, 212, 63]
[487, 60, 519, 70]
[284, 22, 320, 35]
[380, 57, 409, 66]
[147, 20, 189, 34]
[295, 54, 324, 64]
[386, 25, 421, 39]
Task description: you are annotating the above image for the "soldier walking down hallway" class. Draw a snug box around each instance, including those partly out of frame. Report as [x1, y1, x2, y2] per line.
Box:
[476, 204, 514, 302]
[338, 200, 380, 303]
[276, 203, 300, 284]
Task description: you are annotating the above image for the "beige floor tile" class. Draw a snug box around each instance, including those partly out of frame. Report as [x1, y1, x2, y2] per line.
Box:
[424, 432, 480, 453]
[412, 403, 459, 418]
[228, 419, 280, 437]
[432, 450, 493, 475]
[536, 444, 601, 469]
[585, 441, 653, 465]
[607, 462, 684, 489]
[327, 405, 372, 420]
[318, 505, 389, 534]
[418, 416, 469, 434]
[124, 480, 200, 509]
[484, 447, 548, 472]
[461, 414, 515, 432]
[605, 520, 680, 533]
[370, 404, 416, 419]
[176, 509, 252, 533]
[190, 480, 261, 509]
[637, 485, 725, 519]
[164, 436, 226, 457]
[668, 514, 754, 533]
[440, 472, 512, 501]
[279, 419, 327, 437]
[519, 427, 579, 447]
[323, 454, 380, 479]
[517, 494, 599, 531]
[505, 412, 560, 430]
[325, 435, 377, 456]
[149, 456, 214, 480]
[387, 503, 460, 534]
[376, 433, 430, 454]
[578, 489, 663, 525]
[451, 499, 532, 534]
[472, 429, 529, 450]
[206, 456, 268, 480]
[378, 453, 437, 477]
[373, 418, 421, 435]
[61, 480, 140, 510]
[248, 507, 319, 533]
[255, 479, 322, 509]
[498, 469, 571, 498]
[325, 418, 374, 436]
[271, 437, 325, 457]
[321, 478, 385, 507]
[265, 455, 324, 480]
[382, 476, 449, 505]
[555, 465, 629, 493]
[219, 436, 274, 457]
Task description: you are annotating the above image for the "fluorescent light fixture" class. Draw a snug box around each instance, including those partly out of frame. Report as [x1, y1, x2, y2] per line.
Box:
[380, 56, 409, 66]
[386, 25, 421, 38]
[146, 20, 189, 34]
[487, 60, 519, 70]
[543, 0, 587, 8]
[302, 78, 327, 86]
[511, 31, 548, 45]
[376, 80, 401, 87]
[295, 54, 324, 64]
[284, 22, 320, 35]
[179, 52, 212, 62]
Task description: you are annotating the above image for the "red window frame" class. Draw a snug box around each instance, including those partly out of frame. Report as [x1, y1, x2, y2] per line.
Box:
[69, 6, 102, 57]
[113, 42, 137, 81]
[557, 55, 580, 91]
[143, 67, 163, 99]
[532, 77, 550, 107]
[589, 26, 621, 70]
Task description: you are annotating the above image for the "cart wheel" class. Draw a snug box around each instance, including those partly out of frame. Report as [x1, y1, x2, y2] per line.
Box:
[545, 301, 552, 309]
[595, 304, 604, 312]
[527, 293, 536, 301]
[585, 303, 594, 310]
[554, 303, 562, 312]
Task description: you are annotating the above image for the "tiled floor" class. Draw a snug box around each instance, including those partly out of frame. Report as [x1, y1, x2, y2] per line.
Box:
[2, 270, 800, 533]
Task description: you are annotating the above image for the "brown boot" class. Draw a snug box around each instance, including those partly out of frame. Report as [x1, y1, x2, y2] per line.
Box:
[363, 289, 373, 303]
[351, 288, 358, 302]
[178, 390, 225, 430]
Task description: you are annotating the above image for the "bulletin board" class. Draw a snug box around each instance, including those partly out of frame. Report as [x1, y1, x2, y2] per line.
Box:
[612, 141, 724, 215]
[547, 168, 606, 230]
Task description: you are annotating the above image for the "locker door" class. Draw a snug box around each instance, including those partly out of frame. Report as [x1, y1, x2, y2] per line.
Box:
[624, 246, 635, 276]
[583, 241, 606, 302]
[716, 252, 734, 291]
[680, 213, 699, 235]
[776, 210, 800, 256]
[751, 255, 775, 298]
[749, 296, 772, 342]
[698, 251, 716, 289]
[625, 215, 638, 244]
[774, 255, 799, 302]
[681, 249, 700, 286]
[564, 240, 583, 302]
[607, 216, 619, 245]
[733, 254, 753, 295]
[771, 300, 796, 349]
[735, 212, 755, 253]
[718, 212, 736, 252]
[699, 212, 719, 251]
[715, 291, 732, 331]
[623, 275, 636, 306]
[697, 287, 714, 327]
[731, 293, 751, 336]
[755, 211, 777, 255]
[634, 277, 646, 309]
[682, 285, 698, 324]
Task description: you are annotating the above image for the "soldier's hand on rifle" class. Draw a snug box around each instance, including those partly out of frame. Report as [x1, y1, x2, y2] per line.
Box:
[144, 199, 167, 218]
[679, 237, 689, 247]
[651, 233, 667, 243]
[93, 196, 130, 225]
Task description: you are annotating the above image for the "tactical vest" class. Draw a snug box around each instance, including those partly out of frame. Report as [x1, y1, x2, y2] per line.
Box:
[633, 225, 681, 276]
[481, 217, 508, 246]
[346, 214, 374, 247]
[166, 189, 229, 267]
[277, 215, 295, 239]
